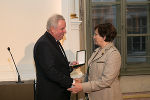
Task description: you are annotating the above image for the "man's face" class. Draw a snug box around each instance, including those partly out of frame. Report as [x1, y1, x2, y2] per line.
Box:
[51, 20, 66, 40]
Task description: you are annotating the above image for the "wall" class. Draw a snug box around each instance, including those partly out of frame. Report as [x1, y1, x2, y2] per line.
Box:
[120, 75, 150, 93]
[62, 0, 81, 62]
[0, 0, 81, 81]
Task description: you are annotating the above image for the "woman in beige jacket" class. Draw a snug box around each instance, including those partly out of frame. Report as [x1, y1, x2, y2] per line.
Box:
[68, 23, 123, 100]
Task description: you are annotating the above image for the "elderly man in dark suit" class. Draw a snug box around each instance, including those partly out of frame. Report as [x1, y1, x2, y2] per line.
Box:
[34, 14, 76, 100]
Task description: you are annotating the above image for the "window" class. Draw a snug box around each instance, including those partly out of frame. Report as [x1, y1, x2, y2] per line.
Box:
[84, 0, 150, 75]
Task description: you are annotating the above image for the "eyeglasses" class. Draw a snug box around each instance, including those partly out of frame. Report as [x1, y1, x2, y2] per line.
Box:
[94, 33, 99, 36]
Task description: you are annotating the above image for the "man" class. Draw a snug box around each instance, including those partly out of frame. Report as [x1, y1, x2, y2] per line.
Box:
[34, 14, 75, 100]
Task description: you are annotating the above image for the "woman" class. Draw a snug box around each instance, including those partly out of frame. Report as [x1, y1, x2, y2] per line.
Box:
[68, 23, 123, 100]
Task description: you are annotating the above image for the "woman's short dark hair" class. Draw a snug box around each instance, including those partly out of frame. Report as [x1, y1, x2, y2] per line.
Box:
[95, 23, 117, 42]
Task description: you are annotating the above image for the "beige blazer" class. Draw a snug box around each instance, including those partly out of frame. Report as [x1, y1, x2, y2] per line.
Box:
[82, 43, 123, 100]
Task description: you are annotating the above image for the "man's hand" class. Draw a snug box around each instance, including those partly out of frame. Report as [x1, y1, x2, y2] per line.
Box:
[69, 61, 79, 66]
[67, 83, 83, 94]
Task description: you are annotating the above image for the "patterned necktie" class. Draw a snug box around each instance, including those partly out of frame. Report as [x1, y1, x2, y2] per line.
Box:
[56, 41, 67, 58]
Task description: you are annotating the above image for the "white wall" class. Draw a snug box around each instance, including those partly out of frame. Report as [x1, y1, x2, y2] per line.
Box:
[62, 0, 81, 62]
[0, 0, 81, 81]
[0, 0, 62, 81]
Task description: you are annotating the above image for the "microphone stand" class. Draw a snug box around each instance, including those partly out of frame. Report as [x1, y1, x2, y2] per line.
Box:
[7, 47, 23, 83]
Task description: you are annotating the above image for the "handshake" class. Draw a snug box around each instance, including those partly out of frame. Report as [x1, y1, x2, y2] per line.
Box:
[68, 61, 84, 94]
[67, 78, 83, 94]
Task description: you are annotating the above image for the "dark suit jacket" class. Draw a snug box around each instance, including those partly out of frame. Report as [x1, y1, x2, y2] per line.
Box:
[34, 32, 73, 100]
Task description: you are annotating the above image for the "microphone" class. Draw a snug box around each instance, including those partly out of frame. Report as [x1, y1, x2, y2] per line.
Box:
[7, 47, 23, 83]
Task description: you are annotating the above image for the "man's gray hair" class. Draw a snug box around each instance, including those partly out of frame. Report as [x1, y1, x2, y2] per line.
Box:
[46, 14, 65, 31]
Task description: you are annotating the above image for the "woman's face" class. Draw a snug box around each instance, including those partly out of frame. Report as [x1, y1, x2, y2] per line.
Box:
[93, 28, 105, 47]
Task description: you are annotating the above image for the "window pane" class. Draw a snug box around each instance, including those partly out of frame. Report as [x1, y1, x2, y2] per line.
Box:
[127, 36, 146, 62]
[127, 5, 147, 34]
[92, 0, 116, 2]
[92, 5, 118, 50]
[127, 36, 150, 64]
[126, 5, 150, 64]
[92, 5, 117, 29]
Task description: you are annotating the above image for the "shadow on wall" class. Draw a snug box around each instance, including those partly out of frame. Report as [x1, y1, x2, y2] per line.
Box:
[16, 43, 76, 81]
[17, 43, 36, 81]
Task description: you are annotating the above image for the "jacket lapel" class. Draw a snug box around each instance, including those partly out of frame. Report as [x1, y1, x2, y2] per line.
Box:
[88, 43, 114, 67]
[45, 31, 69, 62]
[88, 48, 103, 66]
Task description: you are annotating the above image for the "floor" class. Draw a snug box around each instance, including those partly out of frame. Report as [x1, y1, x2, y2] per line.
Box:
[124, 98, 150, 100]
[123, 91, 150, 100]
[71, 91, 150, 100]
